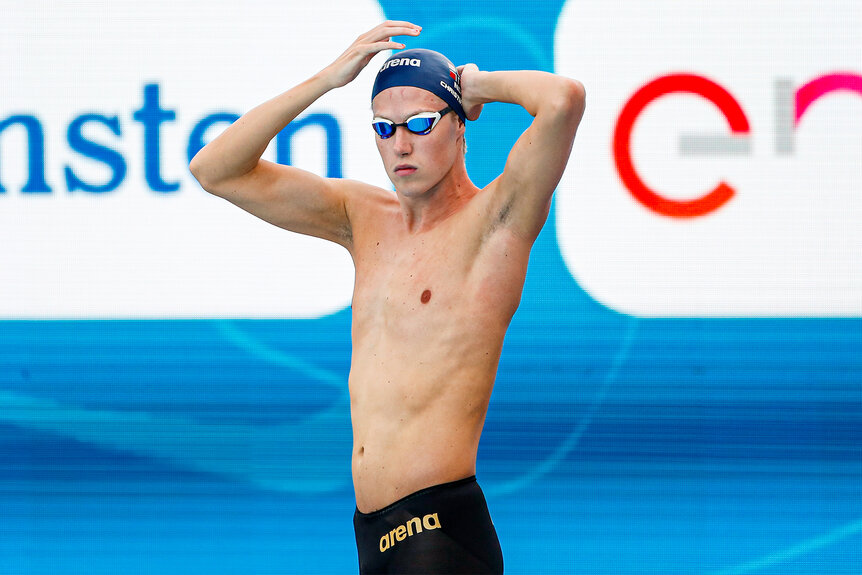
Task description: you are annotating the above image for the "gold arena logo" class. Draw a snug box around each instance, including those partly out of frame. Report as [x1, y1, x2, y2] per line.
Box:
[379, 513, 442, 553]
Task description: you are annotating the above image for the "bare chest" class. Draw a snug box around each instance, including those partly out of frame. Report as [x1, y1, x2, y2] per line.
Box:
[347, 194, 532, 345]
[352, 231, 477, 329]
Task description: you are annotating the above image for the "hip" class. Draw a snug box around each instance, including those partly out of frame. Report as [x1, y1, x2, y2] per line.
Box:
[353, 475, 503, 575]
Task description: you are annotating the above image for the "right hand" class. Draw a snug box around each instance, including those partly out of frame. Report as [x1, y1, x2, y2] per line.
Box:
[457, 63, 486, 121]
[322, 21, 421, 89]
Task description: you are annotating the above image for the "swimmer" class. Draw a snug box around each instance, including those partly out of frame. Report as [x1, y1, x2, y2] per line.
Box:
[190, 21, 585, 574]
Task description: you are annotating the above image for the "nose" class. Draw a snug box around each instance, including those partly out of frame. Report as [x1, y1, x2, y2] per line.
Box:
[391, 126, 413, 156]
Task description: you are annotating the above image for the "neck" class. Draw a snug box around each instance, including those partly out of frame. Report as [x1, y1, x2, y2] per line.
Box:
[398, 157, 478, 233]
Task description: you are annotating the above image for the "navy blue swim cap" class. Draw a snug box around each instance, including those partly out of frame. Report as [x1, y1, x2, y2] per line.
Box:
[371, 48, 466, 123]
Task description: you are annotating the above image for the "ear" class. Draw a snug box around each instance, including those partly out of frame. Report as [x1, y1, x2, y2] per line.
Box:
[456, 120, 467, 154]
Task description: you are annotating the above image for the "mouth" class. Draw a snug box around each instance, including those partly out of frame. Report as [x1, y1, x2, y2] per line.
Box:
[393, 165, 417, 176]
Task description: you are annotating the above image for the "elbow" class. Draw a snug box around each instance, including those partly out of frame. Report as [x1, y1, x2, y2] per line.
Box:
[571, 79, 586, 114]
[188, 152, 216, 194]
[188, 151, 206, 184]
[560, 78, 586, 121]
[544, 78, 585, 131]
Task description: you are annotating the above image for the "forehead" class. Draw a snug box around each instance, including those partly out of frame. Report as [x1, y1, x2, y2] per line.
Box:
[371, 86, 447, 118]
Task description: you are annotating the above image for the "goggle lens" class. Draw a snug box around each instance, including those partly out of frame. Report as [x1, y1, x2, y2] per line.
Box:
[372, 107, 452, 139]
[372, 121, 395, 138]
[405, 115, 436, 134]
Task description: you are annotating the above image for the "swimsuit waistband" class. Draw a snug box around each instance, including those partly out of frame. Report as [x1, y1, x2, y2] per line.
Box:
[354, 475, 477, 519]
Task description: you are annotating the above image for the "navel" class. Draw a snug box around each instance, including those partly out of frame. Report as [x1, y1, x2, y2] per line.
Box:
[421, 289, 432, 304]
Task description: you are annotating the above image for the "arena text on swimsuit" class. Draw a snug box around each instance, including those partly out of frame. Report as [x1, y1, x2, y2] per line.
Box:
[379, 513, 441, 553]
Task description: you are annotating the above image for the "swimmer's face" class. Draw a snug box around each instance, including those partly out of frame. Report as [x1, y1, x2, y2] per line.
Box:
[371, 87, 464, 198]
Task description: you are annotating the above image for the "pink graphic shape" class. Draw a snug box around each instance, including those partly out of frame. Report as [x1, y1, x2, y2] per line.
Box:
[796, 72, 862, 124]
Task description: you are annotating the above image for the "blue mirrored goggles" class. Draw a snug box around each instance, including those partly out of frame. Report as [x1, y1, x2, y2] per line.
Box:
[372, 106, 452, 139]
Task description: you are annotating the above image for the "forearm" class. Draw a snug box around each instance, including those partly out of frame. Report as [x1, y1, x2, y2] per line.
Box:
[189, 73, 336, 187]
[469, 70, 584, 118]
[190, 21, 419, 189]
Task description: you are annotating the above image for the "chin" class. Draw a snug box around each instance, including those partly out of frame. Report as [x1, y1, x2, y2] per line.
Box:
[395, 185, 425, 198]
[392, 178, 429, 198]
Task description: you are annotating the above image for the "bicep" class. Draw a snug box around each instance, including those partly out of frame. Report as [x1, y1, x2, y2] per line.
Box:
[496, 80, 585, 239]
[199, 159, 353, 248]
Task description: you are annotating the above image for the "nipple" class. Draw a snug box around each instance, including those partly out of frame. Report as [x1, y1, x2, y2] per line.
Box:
[421, 289, 432, 304]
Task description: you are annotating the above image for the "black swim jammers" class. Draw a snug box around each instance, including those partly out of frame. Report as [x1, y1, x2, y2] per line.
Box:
[353, 476, 504, 574]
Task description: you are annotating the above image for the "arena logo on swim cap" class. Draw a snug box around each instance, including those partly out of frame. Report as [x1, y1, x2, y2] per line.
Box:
[379, 58, 422, 72]
[555, 0, 862, 317]
[0, 0, 392, 319]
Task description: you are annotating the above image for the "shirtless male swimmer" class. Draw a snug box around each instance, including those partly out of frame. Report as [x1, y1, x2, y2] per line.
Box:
[190, 21, 584, 575]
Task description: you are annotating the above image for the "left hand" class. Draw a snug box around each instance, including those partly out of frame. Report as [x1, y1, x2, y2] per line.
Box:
[457, 63, 485, 121]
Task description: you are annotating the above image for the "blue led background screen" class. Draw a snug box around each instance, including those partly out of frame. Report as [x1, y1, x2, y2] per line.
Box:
[2, 1, 861, 573]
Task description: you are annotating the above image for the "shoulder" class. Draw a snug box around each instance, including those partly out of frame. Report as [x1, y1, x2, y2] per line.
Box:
[338, 179, 400, 234]
[339, 179, 399, 213]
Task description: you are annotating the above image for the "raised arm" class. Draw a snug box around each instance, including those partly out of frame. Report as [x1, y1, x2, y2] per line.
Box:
[459, 67, 585, 241]
[189, 21, 422, 248]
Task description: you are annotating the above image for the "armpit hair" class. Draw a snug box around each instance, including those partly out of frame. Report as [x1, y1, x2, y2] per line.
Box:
[497, 196, 514, 225]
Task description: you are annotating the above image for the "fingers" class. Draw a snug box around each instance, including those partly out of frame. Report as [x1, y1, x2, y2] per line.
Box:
[365, 40, 407, 53]
[376, 20, 421, 34]
[378, 20, 420, 28]
[350, 21, 420, 57]
[326, 21, 420, 89]
[361, 21, 421, 43]
[351, 21, 421, 60]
